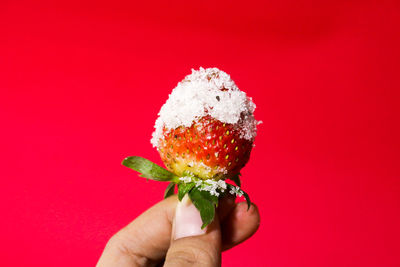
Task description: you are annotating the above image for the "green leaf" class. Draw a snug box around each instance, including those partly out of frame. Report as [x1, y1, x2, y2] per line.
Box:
[242, 190, 251, 211]
[122, 156, 178, 182]
[198, 189, 219, 206]
[164, 182, 176, 199]
[178, 183, 195, 201]
[189, 188, 215, 229]
[230, 174, 241, 187]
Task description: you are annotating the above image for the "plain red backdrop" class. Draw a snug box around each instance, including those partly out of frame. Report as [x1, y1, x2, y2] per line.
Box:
[1, 0, 399, 266]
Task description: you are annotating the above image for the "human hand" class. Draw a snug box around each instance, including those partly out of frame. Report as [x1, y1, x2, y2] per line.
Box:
[97, 194, 260, 267]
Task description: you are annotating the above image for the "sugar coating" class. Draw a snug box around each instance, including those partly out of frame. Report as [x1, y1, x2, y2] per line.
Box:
[179, 176, 228, 197]
[151, 67, 260, 148]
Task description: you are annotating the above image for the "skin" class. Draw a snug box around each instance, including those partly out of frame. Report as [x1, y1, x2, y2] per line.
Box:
[97, 195, 260, 267]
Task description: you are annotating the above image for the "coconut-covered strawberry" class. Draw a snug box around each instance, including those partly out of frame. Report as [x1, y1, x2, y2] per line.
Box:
[123, 67, 260, 228]
[152, 68, 259, 178]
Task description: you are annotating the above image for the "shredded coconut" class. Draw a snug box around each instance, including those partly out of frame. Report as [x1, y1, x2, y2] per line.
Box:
[198, 179, 228, 197]
[151, 67, 260, 148]
[179, 176, 192, 183]
[178, 176, 246, 198]
[229, 186, 243, 197]
[179, 175, 228, 197]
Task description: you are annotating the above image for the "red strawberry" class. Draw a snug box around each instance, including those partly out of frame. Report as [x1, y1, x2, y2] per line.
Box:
[157, 115, 253, 180]
[123, 68, 258, 228]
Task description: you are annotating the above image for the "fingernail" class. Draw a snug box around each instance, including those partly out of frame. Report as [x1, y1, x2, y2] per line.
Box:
[174, 195, 207, 240]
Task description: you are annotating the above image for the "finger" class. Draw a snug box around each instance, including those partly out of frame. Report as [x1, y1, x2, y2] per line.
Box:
[164, 195, 221, 267]
[97, 196, 260, 266]
[97, 196, 178, 267]
[217, 194, 236, 221]
[221, 202, 260, 251]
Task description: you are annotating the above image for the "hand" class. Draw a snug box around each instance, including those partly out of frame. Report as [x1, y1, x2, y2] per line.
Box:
[97, 194, 260, 267]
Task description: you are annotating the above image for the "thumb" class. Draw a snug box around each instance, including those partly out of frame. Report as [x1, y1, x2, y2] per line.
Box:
[164, 195, 221, 267]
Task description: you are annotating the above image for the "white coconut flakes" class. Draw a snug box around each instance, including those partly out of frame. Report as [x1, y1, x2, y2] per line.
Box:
[151, 67, 260, 148]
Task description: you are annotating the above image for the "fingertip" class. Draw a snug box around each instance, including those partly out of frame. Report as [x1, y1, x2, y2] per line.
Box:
[233, 202, 260, 235]
[166, 196, 222, 267]
[236, 202, 260, 224]
[218, 194, 236, 221]
[221, 201, 260, 251]
[173, 195, 208, 240]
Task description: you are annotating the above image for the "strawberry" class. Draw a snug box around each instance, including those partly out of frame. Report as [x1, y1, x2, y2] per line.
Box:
[157, 115, 253, 180]
[122, 67, 259, 228]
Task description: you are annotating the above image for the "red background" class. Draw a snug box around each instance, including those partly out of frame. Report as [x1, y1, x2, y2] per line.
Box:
[1, 0, 399, 266]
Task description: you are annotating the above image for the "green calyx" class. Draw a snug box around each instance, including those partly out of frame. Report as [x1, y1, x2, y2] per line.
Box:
[122, 156, 251, 228]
